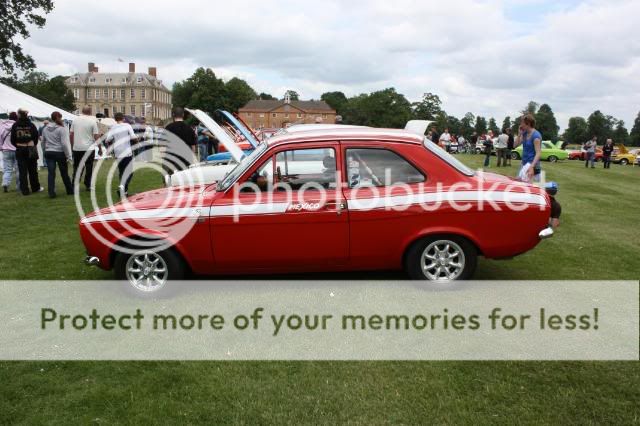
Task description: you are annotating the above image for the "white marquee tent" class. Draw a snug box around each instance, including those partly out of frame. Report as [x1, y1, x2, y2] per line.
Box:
[0, 82, 77, 121]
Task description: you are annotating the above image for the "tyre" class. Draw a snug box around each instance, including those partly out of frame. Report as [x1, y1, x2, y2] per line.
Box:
[511, 151, 520, 160]
[114, 248, 185, 295]
[620, 158, 629, 165]
[548, 155, 558, 163]
[405, 235, 477, 281]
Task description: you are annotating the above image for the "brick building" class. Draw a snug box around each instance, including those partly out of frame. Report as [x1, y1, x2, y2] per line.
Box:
[238, 95, 337, 129]
[65, 62, 172, 123]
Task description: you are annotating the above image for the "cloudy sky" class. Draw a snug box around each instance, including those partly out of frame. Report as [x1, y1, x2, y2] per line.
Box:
[21, 0, 640, 129]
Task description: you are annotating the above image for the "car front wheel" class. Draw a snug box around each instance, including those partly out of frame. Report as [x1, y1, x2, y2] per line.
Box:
[405, 236, 477, 281]
[114, 248, 185, 295]
[620, 159, 629, 165]
[511, 151, 521, 160]
[548, 155, 558, 163]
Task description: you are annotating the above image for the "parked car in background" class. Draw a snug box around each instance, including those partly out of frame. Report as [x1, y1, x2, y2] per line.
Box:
[81, 125, 554, 293]
[568, 147, 603, 162]
[512, 141, 568, 162]
[611, 145, 640, 165]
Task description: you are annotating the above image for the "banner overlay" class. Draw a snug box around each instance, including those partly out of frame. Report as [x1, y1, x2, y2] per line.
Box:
[0, 280, 637, 360]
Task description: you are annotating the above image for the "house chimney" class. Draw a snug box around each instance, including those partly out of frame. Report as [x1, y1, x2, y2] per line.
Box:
[129, 62, 136, 73]
[148, 67, 157, 78]
[88, 62, 95, 72]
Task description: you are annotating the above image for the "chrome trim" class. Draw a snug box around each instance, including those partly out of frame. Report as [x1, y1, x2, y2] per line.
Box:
[85, 256, 100, 266]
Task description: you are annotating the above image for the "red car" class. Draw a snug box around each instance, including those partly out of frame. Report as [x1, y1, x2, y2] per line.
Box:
[80, 127, 554, 293]
[568, 147, 603, 161]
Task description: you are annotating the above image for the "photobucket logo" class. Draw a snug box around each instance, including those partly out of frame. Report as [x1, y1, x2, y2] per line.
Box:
[74, 125, 204, 255]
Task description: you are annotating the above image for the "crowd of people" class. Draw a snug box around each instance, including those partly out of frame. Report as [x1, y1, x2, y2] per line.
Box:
[0, 106, 219, 198]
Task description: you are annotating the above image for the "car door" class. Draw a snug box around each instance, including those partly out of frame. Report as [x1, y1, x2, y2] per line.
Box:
[209, 142, 349, 271]
[341, 142, 428, 269]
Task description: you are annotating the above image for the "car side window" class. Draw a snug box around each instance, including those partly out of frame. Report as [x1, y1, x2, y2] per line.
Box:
[242, 158, 273, 192]
[345, 148, 425, 188]
[274, 148, 337, 190]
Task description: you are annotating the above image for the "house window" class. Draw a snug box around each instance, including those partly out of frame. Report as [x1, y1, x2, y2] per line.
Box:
[272, 113, 277, 118]
[103, 89, 108, 97]
[73, 88, 79, 98]
[130, 88, 135, 98]
[130, 105, 136, 116]
[259, 113, 265, 118]
[87, 89, 92, 99]
[121, 78, 127, 83]
[136, 76, 143, 83]
[89, 77, 96, 83]
[106, 78, 112, 84]
[95, 90, 100, 99]
[141, 105, 146, 117]
[322, 114, 327, 119]
[141, 89, 146, 99]
[120, 89, 125, 99]
[284, 113, 289, 118]
[247, 113, 252, 117]
[297, 113, 302, 118]
[112, 89, 117, 99]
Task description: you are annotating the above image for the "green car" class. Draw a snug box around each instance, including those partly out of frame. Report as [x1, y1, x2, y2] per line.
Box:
[511, 141, 568, 163]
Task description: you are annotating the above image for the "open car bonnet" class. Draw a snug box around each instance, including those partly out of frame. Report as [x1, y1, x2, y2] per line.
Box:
[216, 110, 259, 149]
[405, 120, 433, 137]
[186, 108, 244, 162]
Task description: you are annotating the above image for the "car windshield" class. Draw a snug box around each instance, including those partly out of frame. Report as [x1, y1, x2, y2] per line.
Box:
[218, 142, 268, 191]
[423, 139, 475, 176]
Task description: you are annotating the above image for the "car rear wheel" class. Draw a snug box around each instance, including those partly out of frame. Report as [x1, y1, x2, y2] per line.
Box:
[405, 236, 477, 281]
[620, 158, 629, 165]
[114, 248, 185, 295]
[511, 152, 520, 160]
[548, 155, 558, 163]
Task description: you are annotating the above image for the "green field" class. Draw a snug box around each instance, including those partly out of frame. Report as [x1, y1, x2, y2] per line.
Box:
[1, 155, 639, 424]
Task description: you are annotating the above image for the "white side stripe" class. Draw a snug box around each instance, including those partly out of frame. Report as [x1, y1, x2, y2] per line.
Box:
[81, 206, 211, 224]
[347, 191, 546, 211]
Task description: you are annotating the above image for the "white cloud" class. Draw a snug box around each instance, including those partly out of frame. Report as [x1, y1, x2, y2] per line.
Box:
[15, 0, 640, 130]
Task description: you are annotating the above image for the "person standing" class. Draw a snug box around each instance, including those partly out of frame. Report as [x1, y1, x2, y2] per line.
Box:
[483, 131, 494, 168]
[506, 128, 514, 166]
[105, 112, 136, 198]
[584, 136, 597, 168]
[470, 132, 478, 155]
[41, 112, 73, 198]
[514, 114, 542, 182]
[495, 129, 509, 167]
[1, 112, 19, 193]
[602, 138, 614, 169]
[164, 107, 197, 173]
[11, 109, 43, 195]
[439, 128, 451, 152]
[70, 106, 100, 191]
[196, 124, 213, 162]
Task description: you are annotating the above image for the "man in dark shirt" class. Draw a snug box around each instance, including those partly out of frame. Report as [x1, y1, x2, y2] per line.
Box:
[11, 109, 43, 195]
[163, 107, 197, 173]
[506, 128, 514, 166]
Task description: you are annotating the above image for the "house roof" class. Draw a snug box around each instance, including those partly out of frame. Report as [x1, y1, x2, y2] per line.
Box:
[239, 99, 335, 113]
[65, 72, 170, 92]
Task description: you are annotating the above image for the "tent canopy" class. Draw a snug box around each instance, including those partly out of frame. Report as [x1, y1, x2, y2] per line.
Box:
[0, 82, 77, 121]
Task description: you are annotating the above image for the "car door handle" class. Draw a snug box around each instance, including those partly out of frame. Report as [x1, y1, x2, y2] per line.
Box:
[326, 201, 347, 215]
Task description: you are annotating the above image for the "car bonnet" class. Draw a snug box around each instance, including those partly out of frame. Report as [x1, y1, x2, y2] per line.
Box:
[186, 108, 244, 163]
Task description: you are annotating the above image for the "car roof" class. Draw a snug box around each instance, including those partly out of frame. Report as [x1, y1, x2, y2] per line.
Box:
[266, 127, 424, 148]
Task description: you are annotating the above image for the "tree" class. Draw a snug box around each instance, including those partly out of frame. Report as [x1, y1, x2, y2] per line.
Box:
[1, 0, 54, 77]
[342, 88, 412, 128]
[488, 117, 499, 135]
[411, 92, 442, 120]
[320, 91, 348, 115]
[284, 90, 299, 101]
[6, 71, 75, 112]
[612, 120, 629, 145]
[502, 116, 512, 132]
[535, 103, 560, 141]
[434, 111, 449, 133]
[475, 116, 487, 134]
[224, 77, 257, 112]
[172, 68, 228, 113]
[630, 111, 640, 146]
[258, 92, 275, 100]
[563, 117, 589, 145]
[587, 110, 614, 145]
[522, 101, 539, 115]
[460, 112, 475, 139]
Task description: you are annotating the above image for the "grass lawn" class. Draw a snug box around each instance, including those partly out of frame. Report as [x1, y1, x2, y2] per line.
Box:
[0, 155, 638, 424]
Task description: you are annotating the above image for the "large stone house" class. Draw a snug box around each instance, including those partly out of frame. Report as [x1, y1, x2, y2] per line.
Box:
[65, 62, 172, 123]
